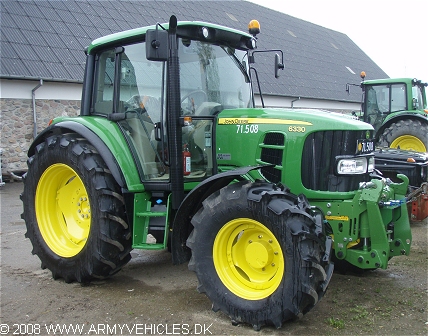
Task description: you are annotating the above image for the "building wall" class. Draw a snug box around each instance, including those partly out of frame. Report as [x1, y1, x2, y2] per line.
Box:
[259, 95, 361, 112]
[0, 98, 80, 176]
[1, 79, 82, 100]
[1, 79, 82, 176]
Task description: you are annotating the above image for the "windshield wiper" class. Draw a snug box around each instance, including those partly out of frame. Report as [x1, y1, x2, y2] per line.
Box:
[222, 46, 250, 83]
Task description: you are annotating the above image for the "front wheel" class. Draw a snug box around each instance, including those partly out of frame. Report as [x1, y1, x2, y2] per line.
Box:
[187, 181, 331, 330]
[378, 119, 428, 152]
[21, 133, 132, 283]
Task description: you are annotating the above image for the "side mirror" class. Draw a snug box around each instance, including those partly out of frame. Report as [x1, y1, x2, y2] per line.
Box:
[146, 28, 168, 61]
[274, 53, 284, 78]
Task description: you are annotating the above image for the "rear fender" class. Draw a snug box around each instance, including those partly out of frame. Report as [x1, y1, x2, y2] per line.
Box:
[377, 113, 428, 140]
[28, 121, 132, 189]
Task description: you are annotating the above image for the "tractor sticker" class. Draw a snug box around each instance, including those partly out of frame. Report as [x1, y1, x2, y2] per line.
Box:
[288, 126, 306, 133]
[236, 124, 259, 133]
[325, 215, 349, 221]
[217, 153, 231, 160]
[218, 118, 313, 126]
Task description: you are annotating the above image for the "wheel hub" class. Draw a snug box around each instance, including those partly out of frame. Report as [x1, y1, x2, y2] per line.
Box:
[36, 164, 91, 257]
[390, 135, 427, 152]
[245, 240, 272, 269]
[213, 218, 284, 300]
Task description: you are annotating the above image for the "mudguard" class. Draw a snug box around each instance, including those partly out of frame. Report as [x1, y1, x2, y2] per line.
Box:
[377, 113, 428, 140]
[28, 121, 127, 188]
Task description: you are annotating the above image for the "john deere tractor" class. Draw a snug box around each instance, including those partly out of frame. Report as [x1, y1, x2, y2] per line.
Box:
[21, 16, 412, 330]
[352, 73, 428, 152]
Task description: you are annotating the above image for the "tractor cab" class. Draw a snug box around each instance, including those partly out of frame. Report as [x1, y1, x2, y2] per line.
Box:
[91, 31, 253, 185]
[362, 77, 427, 132]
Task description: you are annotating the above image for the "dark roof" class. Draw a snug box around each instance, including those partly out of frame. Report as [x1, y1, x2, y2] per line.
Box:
[0, 0, 388, 102]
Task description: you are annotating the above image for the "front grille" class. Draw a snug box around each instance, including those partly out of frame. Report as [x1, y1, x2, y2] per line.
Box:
[302, 130, 372, 192]
[260, 133, 284, 183]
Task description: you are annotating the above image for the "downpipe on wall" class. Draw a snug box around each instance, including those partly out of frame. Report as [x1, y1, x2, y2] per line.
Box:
[32, 79, 43, 139]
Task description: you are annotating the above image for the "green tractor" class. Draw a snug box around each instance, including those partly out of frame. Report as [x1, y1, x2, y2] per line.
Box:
[349, 73, 428, 152]
[21, 16, 412, 330]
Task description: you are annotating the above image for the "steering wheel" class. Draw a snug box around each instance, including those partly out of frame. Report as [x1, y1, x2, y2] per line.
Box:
[181, 90, 207, 115]
[125, 95, 161, 123]
[125, 95, 145, 113]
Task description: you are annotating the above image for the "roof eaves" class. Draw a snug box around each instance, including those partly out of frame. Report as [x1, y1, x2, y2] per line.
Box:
[0, 75, 83, 84]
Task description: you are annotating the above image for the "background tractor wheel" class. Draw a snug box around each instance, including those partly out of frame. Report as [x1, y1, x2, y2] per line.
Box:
[21, 133, 132, 283]
[187, 181, 331, 330]
[378, 119, 428, 152]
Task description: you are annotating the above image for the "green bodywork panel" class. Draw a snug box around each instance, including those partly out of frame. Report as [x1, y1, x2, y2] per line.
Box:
[50, 116, 144, 191]
[382, 109, 427, 125]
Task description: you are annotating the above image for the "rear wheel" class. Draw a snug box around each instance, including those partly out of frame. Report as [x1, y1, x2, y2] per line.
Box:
[187, 181, 331, 330]
[21, 133, 132, 283]
[378, 119, 428, 152]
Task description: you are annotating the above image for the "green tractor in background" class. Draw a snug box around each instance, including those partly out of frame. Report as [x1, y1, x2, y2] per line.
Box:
[347, 73, 428, 207]
[349, 72, 428, 152]
[21, 16, 412, 330]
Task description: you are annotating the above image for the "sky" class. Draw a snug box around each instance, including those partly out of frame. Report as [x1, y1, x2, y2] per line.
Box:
[247, 0, 428, 82]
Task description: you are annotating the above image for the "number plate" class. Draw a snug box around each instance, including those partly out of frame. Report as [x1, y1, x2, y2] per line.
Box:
[356, 139, 374, 154]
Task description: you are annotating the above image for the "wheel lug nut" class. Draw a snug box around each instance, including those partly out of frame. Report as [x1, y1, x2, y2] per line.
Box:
[78, 209, 81, 213]
[81, 214, 84, 218]
[274, 251, 278, 255]
[77, 202, 80, 206]
[271, 263, 275, 267]
[269, 239, 272, 243]
[248, 240, 252, 244]
[258, 235, 263, 239]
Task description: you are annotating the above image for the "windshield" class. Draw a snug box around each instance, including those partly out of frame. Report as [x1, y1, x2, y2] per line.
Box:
[178, 39, 253, 115]
[365, 83, 407, 114]
[92, 39, 252, 118]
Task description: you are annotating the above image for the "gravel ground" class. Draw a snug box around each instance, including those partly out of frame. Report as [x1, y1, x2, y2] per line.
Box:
[1, 181, 427, 335]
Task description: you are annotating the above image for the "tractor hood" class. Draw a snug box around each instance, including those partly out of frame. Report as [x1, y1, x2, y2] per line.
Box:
[215, 107, 375, 199]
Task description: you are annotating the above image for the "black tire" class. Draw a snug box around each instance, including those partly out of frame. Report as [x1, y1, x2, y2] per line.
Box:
[21, 133, 132, 283]
[186, 181, 331, 330]
[378, 119, 428, 152]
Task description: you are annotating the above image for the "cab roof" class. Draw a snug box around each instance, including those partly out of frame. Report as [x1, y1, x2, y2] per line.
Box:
[87, 20, 254, 54]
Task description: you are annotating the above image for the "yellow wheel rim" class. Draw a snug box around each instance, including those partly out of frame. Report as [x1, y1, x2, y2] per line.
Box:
[36, 164, 91, 257]
[213, 218, 284, 300]
[390, 135, 427, 152]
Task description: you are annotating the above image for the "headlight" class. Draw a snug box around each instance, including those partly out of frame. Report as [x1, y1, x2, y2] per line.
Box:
[336, 155, 375, 175]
